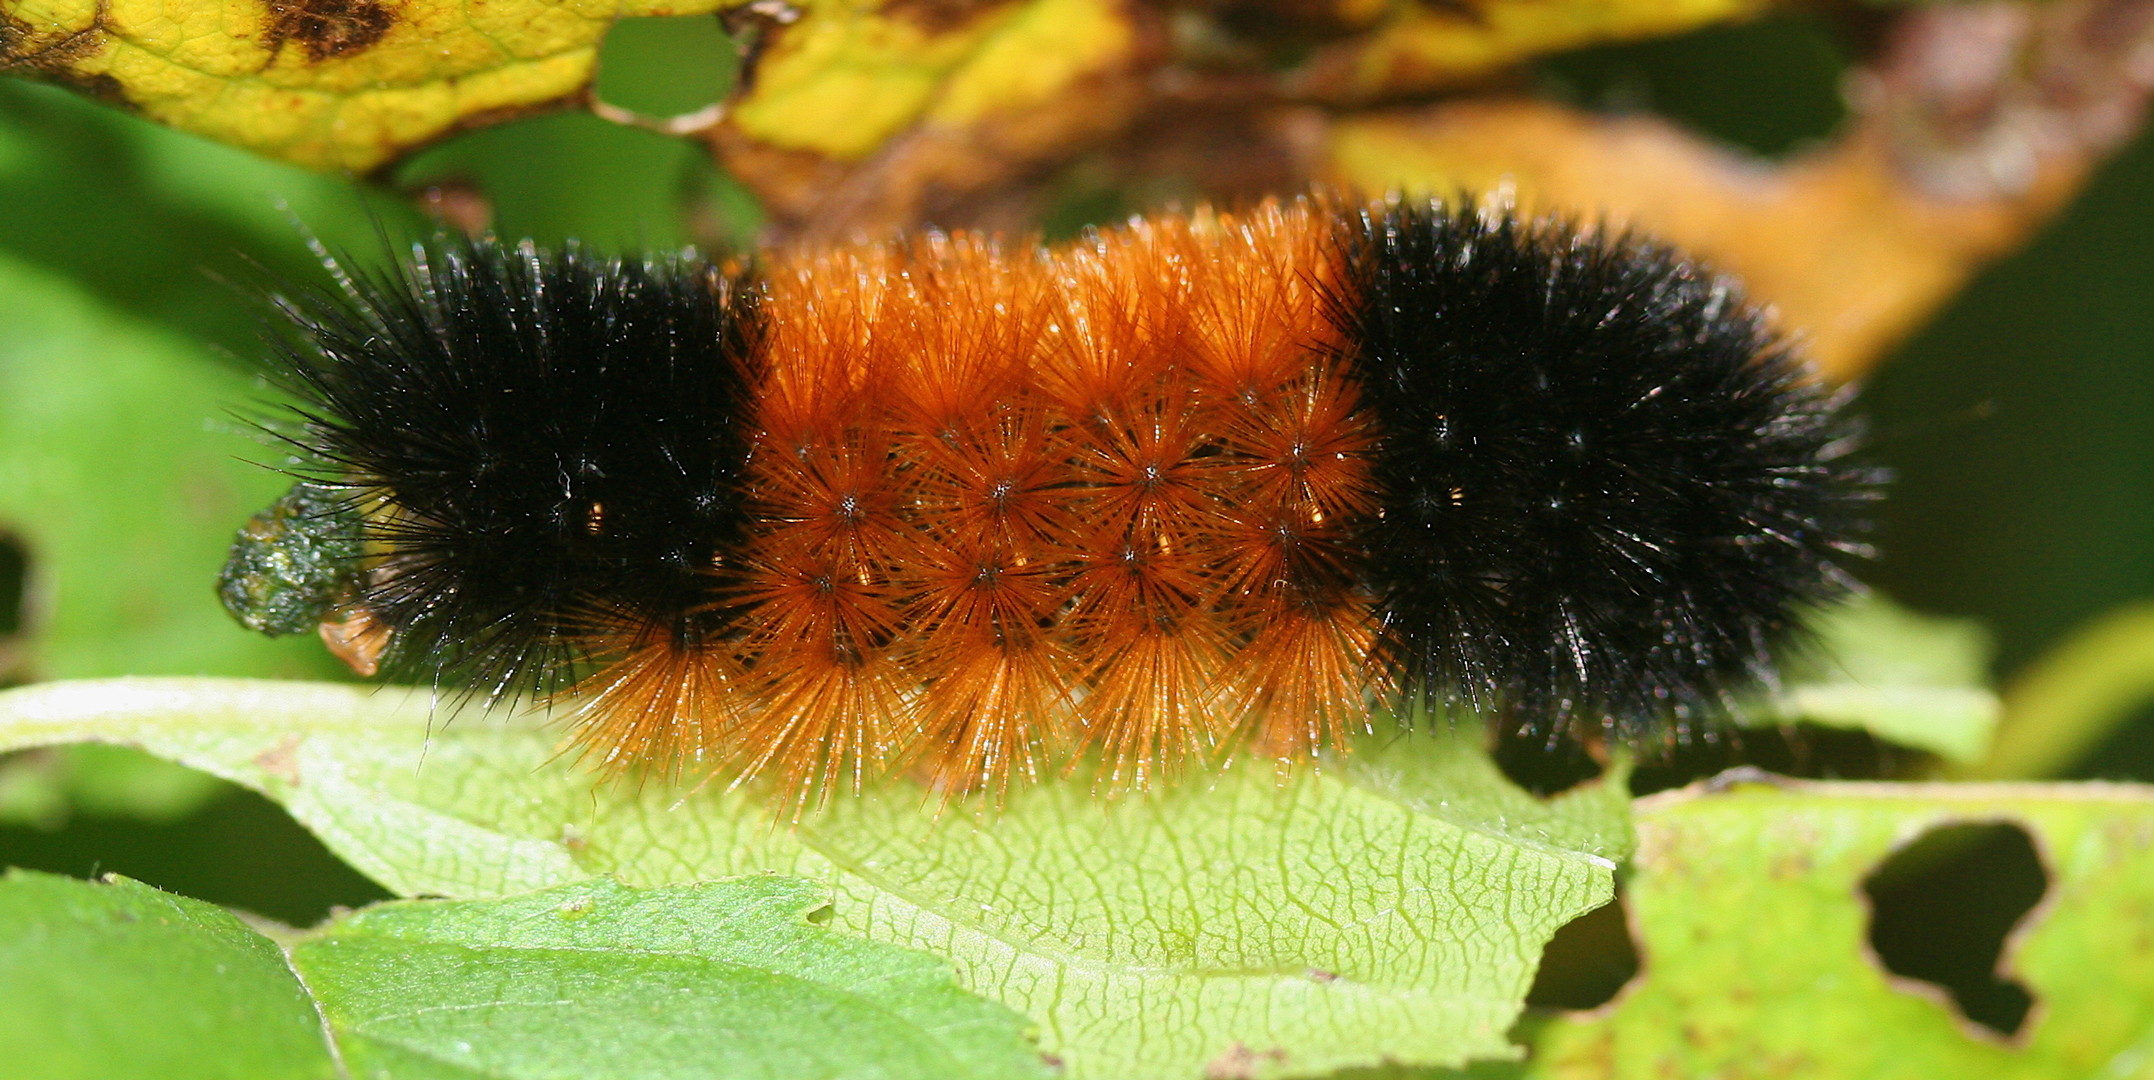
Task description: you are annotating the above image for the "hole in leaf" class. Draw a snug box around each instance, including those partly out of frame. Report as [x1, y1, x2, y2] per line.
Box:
[595, 15, 738, 118]
[1864, 821, 2047, 1038]
[1525, 888, 1639, 1010]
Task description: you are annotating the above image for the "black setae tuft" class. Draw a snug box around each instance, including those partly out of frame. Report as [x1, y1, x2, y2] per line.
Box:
[266, 238, 759, 700]
[1336, 199, 1877, 742]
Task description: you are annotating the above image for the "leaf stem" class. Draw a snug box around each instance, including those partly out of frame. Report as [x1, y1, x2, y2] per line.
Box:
[1953, 599, 2154, 780]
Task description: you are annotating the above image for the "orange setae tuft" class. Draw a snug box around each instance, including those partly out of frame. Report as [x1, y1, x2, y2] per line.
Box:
[567, 197, 1377, 806]
[564, 618, 749, 782]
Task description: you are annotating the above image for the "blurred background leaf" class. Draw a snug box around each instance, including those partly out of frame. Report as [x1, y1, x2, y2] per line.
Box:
[1756, 593, 2001, 764]
[0, 744, 225, 829]
[0, 250, 342, 681]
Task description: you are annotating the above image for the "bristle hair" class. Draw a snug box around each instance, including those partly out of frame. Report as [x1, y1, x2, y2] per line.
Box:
[233, 196, 1876, 809]
[1338, 201, 1876, 742]
[265, 238, 758, 723]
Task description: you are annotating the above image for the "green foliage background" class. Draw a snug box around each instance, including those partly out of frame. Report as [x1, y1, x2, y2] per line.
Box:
[3, 9, 2154, 1079]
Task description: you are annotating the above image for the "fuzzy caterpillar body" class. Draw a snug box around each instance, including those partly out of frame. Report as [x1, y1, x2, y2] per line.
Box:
[221, 196, 1874, 809]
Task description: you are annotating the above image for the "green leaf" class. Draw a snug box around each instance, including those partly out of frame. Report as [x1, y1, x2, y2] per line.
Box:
[0, 870, 1046, 1080]
[393, 113, 712, 251]
[0, 676, 1629, 1079]
[0, 744, 228, 828]
[1960, 599, 2154, 780]
[1525, 777, 2154, 1078]
[0, 80, 400, 354]
[1756, 593, 2002, 762]
[289, 876, 1049, 1080]
[0, 251, 350, 683]
[0, 870, 338, 1080]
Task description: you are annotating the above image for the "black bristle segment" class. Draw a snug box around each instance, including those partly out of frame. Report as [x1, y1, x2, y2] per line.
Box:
[1336, 199, 1877, 741]
[268, 238, 758, 699]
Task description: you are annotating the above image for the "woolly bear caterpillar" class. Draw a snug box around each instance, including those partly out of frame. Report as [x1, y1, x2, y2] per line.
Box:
[218, 195, 1874, 810]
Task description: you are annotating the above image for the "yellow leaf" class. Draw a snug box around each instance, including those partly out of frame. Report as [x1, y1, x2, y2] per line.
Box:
[706, 0, 1142, 239]
[926, 0, 1127, 128]
[1287, 0, 1766, 102]
[726, 0, 1132, 160]
[1, 0, 727, 171]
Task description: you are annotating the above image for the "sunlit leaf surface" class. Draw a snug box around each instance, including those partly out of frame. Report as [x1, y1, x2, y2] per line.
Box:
[0, 676, 1626, 1078]
[1528, 778, 2154, 1079]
